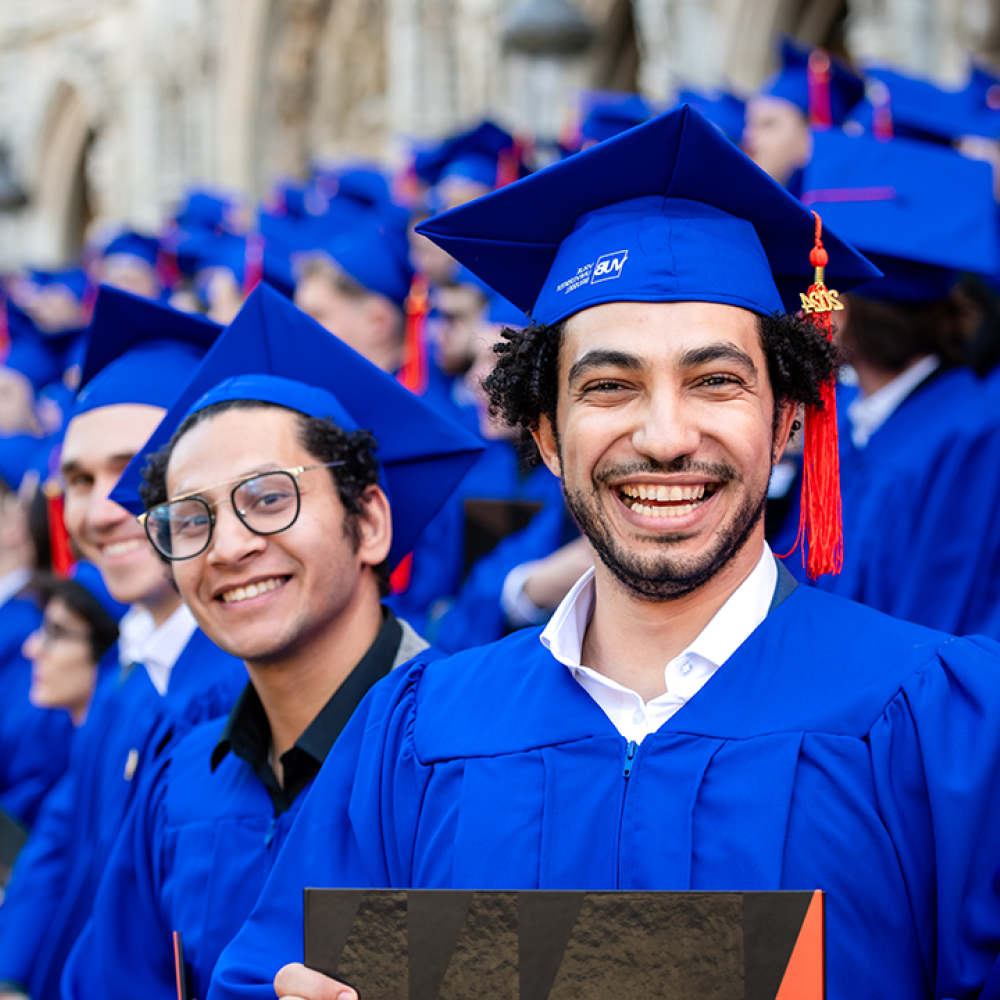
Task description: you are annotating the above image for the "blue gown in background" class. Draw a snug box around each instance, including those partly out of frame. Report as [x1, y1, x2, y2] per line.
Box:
[775, 366, 1000, 637]
[209, 586, 1000, 1000]
[0, 627, 244, 1000]
[0, 596, 74, 827]
[389, 439, 566, 645]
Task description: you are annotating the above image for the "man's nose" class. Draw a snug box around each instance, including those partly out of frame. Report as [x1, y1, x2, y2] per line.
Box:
[631, 389, 701, 464]
[205, 504, 267, 565]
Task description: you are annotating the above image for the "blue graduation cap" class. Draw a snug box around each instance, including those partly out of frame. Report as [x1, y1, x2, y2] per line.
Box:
[0, 434, 49, 491]
[110, 283, 485, 568]
[73, 287, 222, 417]
[413, 121, 520, 190]
[675, 88, 746, 143]
[173, 189, 241, 235]
[963, 63, 1000, 134]
[759, 38, 864, 126]
[416, 105, 879, 326]
[100, 231, 161, 268]
[801, 129, 999, 301]
[578, 91, 654, 145]
[175, 231, 249, 286]
[28, 268, 90, 303]
[309, 218, 415, 308]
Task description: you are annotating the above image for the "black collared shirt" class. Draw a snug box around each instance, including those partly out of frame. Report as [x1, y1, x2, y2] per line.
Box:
[210, 608, 403, 815]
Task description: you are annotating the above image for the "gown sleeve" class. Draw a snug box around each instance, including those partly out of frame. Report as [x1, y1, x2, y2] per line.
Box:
[867, 634, 1000, 998]
[207, 660, 431, 1000]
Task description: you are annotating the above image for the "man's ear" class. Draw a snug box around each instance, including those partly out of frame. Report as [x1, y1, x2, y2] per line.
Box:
[531, 414, 562, 480]
[355, 485, 393, 566]
[771, 401, 800, 464]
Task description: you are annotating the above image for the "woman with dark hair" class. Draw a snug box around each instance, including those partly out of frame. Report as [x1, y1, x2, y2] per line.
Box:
[25, 566, 124, 726]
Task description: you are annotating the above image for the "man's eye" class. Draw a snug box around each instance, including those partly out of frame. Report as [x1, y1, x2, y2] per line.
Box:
[64, 475, 92, 492]
[699, 374, 741, 388]
[583, 380, 627, 393]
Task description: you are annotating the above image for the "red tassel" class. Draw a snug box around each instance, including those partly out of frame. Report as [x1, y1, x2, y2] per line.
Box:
[807, 49, 833, 130]
[870, 81, 894, 142]
[44, 484, 76, 577]
[390, 551, 413, 595]
[0, 299, 10, 365]
[783, 212, 844, 579]
[397, 275, 430, 395]
[243, 233, 264, 297]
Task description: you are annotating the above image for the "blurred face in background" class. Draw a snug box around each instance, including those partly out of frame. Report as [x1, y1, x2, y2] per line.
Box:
[25, 596, 97, 725]
[408, 222, 459, 286]
[62, 404, 177, 620]
[744, 96, 811, 187]
[429, 282, 488, 376]
[0, 367, 40, 435]
[97, 254, 161, 301]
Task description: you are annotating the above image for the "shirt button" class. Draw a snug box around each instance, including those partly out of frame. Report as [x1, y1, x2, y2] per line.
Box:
[632, 709, 644, 725]
[678, 661, 692, 676]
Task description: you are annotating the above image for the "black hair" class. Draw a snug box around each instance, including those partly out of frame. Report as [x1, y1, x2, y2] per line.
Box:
[483, 310, 837, 463]
[28, 488, 53, 573]
[33, 573, 119, 663]
[139, 400, 391, 597]
[840, 291, 975, 372]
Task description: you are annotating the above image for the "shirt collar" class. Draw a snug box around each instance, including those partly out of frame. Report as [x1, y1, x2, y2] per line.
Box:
[541, 543, 778, 674]
[135, 604, 198, 695]
[211, 607, 404, 772]
[0, 567, 31, 609]
[847, 354, 940, 448]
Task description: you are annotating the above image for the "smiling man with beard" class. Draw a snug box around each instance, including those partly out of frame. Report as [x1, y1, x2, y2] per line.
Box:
[210, 107, 1000, 1000]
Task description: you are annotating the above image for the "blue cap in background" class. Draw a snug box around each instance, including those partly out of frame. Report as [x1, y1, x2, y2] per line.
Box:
[801, 129, 1000, 301]
[674, 88, 746, 143]
[413, 120, 521, 190]
[72, 287, 222, 417]
[111, 283, 485, 568]
[99, 231, 162, 269]
[417, 105, 879, 325]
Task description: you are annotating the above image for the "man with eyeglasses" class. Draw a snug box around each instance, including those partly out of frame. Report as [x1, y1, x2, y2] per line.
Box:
[60, 284, 483, 1000]
[0, 289, 246, 1000]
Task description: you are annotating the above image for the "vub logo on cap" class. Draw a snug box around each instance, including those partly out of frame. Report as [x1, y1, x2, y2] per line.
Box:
[591, 250, 628, 284]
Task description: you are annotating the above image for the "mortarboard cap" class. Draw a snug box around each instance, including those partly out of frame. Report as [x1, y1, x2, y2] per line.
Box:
[0, 434, 49, 492]
[578, 91, 654, 145]
[28, 268, 89, 303]
[759, 38, 864, 126]
[173, 189, 242, 235]
[417, 105, 879, 326]
[413, 121, 519, 190]
[72, 287, 222, 418]
[100, 231, 161, 269]
[308, 219, 415, 309]
[801, 129, 999, 301]
[111, 284, 485, 568]
[675, 88, 746, 143]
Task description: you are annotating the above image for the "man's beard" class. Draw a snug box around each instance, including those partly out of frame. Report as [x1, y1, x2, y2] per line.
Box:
[562, 455, 767, 603]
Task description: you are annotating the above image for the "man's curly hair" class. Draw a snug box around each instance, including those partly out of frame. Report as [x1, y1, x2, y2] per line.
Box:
[483, 311, 837, 462]
[139, 399, 390, 595]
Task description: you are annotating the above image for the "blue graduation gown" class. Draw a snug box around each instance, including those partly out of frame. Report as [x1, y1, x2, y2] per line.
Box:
[60, 717, 312, 1000]
[389, 439, 565, 643]
[210, 587, 1000, 1000]
[776, 367, 1000, 637]
[0, 628, 244, 1000]
[0, 597, 74, 827]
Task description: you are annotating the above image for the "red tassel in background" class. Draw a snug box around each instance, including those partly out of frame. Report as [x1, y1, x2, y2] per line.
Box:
[44, 484, 76, 578]
[397, 274, 430, 395]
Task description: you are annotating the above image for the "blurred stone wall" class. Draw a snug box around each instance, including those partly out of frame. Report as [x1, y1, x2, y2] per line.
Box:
[0, 0, 997, 269]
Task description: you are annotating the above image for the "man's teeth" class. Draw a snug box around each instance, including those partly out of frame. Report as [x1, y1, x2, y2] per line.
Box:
[102, 539, 143, 558]
[620, 483, 706, 502]
[220, 578, 286, 604]
[619, 483, 711, 518]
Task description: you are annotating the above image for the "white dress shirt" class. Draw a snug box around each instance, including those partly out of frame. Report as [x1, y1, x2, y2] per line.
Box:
[118, 603, 198, 695]
[0, 567, 31, 610]
[847, 354, 940, 449]
[540, 544, 778, 743]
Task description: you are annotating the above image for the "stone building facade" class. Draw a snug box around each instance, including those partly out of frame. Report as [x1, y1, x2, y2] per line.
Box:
[0, 0, 997, 270]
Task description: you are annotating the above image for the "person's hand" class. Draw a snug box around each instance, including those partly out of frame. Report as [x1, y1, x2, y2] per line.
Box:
[274, 963, 357, 1000]
[523, 537, 594, 610]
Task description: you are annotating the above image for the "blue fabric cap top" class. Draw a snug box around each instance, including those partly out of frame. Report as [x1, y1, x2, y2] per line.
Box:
[317, 220, 414, 308]
[28, 268, 90, 303]
[760, 38, 864, 125]
[414, 121, 517, 189]
[100, 231, 161, 268]
[578, 91, 654, 145]
[73, 287, 222, 417]
[182, 374, 359, 435]
[0, 434, 50, 491]
[801, 129, 999, 302]
[417, 105, 879, 325]
[674, 88, 746, 143]
[110, 283, 485, 568]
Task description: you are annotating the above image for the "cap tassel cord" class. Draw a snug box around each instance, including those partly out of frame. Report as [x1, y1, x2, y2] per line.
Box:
[807, 50, 833, 129]
[398, 274, 430, 395]
[782, 211, 844, 578]
[44, 482, 76, 578]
